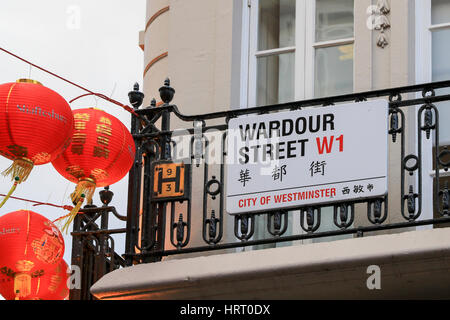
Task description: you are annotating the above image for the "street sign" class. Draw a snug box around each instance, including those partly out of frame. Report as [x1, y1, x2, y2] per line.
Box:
[151, 161, 190, 201]
[226, 99, 389, 214]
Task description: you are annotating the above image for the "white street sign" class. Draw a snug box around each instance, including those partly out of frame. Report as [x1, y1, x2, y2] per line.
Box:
[226, 100, 388, 214]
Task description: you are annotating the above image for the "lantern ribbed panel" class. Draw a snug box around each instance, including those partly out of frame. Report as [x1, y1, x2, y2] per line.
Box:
[0, 210, 65, 300]
[0, 82, 74, 165]
[51, 108, 135, 187]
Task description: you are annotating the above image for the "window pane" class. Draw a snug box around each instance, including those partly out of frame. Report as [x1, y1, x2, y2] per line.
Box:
[316, 0, 354, 42]
[432, 29, 450, 146]
[258, 0, 295, 51]
[257, 52, 295, 106]
[433, 149, 450, 225]
[432, 0, 450, 25]
[314, 44, 353, 98]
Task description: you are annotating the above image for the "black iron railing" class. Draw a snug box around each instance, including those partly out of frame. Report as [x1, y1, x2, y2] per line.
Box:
[69, 187, 127, 300]
[70, 79, 450, 299]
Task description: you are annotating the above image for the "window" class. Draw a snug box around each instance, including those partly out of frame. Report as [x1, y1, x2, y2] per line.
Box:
[255, 0, 296, 106]
[248, 0, 354, 108]
[430, 0, 450, 223]
[431, 0, 450, 146]
[245, 0, 355, 246]
[416, 0, 450, 224]
[314, 0, 354, 98]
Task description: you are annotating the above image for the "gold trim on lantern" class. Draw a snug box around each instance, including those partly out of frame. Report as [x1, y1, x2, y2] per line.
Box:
[72, 178, 96, 203]
[2, 157, 34, 183]
[80, 177, 96, 184]
[14, 273, 32, 299]
[16, 78, 43, 85]
[16, 260, 34, 272]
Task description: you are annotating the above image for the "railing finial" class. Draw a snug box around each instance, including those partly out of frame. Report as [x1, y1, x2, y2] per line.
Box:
[159, 77, 175, 104]
[128, 82, 144, 109]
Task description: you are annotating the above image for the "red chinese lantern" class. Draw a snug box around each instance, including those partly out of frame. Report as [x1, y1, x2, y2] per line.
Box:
[0, 259, 69, 300]
[0, 210, 65, 300]
[51, 108, 135, 231]
[0, 79, 74, 207]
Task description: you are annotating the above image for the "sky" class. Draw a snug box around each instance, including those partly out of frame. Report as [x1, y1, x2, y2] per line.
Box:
[0, 0, 146, 297]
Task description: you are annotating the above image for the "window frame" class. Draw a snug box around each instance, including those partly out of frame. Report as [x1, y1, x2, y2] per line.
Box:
[243, 0, 356, 245]
[415, 0, 448, 225]
[246, 0, 355, 109]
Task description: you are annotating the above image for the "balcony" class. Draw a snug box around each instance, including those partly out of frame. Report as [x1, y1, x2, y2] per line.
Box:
[69, 79, 450, 300]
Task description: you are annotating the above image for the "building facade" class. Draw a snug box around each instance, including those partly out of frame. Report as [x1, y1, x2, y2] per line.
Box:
[89, 0, 450, 299]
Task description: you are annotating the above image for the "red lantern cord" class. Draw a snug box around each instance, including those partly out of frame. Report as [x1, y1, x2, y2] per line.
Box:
[0, 192, 91, 229]
[0, 47, 144, 120]
[0, 193, 73, 211]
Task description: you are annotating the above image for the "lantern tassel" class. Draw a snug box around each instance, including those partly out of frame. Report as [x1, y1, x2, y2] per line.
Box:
[14, 273, 32, 299]
[58, 179, 96, 233]
[0, 158, 33, 208]
[2, 158, 34, 183]
[61, 194, 85, 234]
[0, 177, 20, 208]
[71, 179, 96, 205]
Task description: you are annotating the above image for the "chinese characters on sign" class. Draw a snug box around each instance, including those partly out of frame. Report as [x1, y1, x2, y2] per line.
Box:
[342, 183, 374, 195]
[238, 169, 252, 187]
[272, 165, 287, 182]
[226, 100, 389, 214]
[310, 161, 326, 177]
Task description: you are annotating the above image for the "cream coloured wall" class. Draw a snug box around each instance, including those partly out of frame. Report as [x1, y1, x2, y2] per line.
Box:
[143, 0, 170, 106]
[143, 0, 233, 115]
[354, 0, 419, 230]
[141, 0, 235, 257]
[139, 0, 426, 253]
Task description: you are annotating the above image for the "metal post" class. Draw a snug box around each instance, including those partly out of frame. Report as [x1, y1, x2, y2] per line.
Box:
[151, 78, 176, 258]
[124, 83, 144, 266]
[69, 214, 83, 300]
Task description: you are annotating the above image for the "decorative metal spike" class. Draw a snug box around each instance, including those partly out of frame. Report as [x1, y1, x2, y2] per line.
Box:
[208, 211, 218, 240]
[442, 182, 449, 216]
[306, 208, 315, 230]
[273, 212, 281, 232]
[424, 107, 433, 140]
[339, 204, 348, 223]
[176, 214, 185, 244]
[407, 185, 416, 216]
[240, 215, 249, 235]
[373, 200, 382, 222]
[390, 110, 398, 143]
